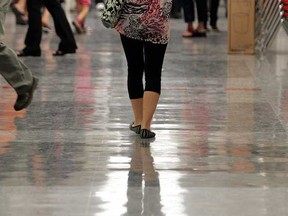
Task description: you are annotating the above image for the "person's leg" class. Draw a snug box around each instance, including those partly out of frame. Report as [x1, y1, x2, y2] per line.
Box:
[73, 0, 90, 34]
[120, 35, 145, 132]
[41, 7, 50, 26]
[17, 0, 42, 56]
[182, 0, 195, 36]
[0, 0, 38, 111]
[76, 0, 90, 24]
[141, 42, 167, 137]
[0, 43, 33, 90]
[44, 0, 77, 54]
[0, 44, 38, 111]
[171, 0, 182, 19]
[209, 0, 220, 30]
[0, 1, 32, 89]
[194, 0, 208, 36]
[73, 0, 82, 33]
[13, 0, 26, 13]
[41, 7, 52, 33]
[77, 4, 90, 26]
[10, 0, 28, 25]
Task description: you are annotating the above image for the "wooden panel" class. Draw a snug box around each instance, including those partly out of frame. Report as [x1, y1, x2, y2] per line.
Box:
[228, 0, 255, 54]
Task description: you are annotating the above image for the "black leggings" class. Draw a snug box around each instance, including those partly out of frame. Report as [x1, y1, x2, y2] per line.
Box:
[120, 35, 168, 99]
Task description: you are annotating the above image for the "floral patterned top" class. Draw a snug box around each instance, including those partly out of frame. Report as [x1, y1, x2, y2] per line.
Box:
[115, 0, 172, 44]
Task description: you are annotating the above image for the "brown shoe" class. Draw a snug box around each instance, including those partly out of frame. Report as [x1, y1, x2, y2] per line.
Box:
[14, 77, 39, 111]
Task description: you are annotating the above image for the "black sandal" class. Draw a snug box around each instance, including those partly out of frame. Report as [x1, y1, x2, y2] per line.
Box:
[129, 122, 141, 134]
[140, 129, 156, 139]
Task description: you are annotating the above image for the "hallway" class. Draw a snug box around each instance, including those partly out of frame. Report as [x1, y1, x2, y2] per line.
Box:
[0, 7, 288, 216]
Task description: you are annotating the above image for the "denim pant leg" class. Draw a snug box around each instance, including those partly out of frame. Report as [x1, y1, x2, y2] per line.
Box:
[181, 0, 195, 23]
[0, 0, 34, 93]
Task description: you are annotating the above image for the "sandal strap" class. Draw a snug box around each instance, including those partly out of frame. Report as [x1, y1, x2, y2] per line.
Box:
[140, 129, 156, 139]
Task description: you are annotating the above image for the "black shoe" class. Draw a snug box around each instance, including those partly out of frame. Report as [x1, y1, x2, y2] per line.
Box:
[191, 31, 207, 37]
[17, 50, 41, 57]
[129, 122, 141, 134]
[140, 129, 156, 139]
[14, 77, 39, 111]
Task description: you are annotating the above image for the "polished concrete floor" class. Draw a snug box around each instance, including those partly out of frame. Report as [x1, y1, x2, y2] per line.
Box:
[1, 6, 288, 216]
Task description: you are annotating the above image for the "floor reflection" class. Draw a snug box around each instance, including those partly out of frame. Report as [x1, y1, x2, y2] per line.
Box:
[124, 138, 164, 216]
[0, 85, 26, 170]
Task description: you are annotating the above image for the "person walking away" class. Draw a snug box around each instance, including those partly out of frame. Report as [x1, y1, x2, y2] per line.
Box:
[115, 0, 173, 139]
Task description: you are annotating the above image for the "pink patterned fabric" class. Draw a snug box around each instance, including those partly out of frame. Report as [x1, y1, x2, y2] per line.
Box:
[115, 0, 172, 44]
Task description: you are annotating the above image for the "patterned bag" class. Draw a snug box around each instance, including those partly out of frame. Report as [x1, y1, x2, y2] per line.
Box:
[101, 0, 124, 28]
